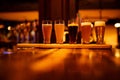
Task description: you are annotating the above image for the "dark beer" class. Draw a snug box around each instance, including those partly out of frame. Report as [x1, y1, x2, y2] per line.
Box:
[68, 24, 78, 43]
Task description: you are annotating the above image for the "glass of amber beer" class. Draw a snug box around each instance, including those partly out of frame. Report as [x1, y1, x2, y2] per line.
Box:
[42, 20, 52, 44]
[81, 22, 92, 44]
[68, 19, 78, 44]
[94, 21, 105, 44]
[54, 20, 65, 44]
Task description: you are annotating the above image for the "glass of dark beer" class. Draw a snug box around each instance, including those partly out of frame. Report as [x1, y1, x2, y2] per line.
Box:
[68, 20, 78, 44]
[94, 21, 105, 44]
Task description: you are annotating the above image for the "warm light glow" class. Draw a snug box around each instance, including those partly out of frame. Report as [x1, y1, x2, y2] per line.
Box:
[30, 49, 71, 72]
[104, 25, 117, 48]
[112, 49, 120, 66]
[114, 23, 120, 28]
[8, 26, 11, 30]
[89, 52, 93, 60]
[20, 23, 25, 27]
[0, 10, 120, 21]
[115, 53, 120, 58]
[115, 49, 120, 58]
[63, 31, 69, 42]
[79, 9, 120, 21]
[26, 22, 31, 26]
[91, 24, 93, 28]
[0, 11, 38, 21]
[0, 24, 4, 28]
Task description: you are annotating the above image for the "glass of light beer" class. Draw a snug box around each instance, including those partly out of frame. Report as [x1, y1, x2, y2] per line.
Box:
[81, 22, 92, 44]
[54, 20, 65, 44]
[94, 21, 105, 44]
[42, 20, 52, 44]
[68, 20, 78, 44]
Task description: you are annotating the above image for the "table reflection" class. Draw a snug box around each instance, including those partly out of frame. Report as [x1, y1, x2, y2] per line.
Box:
[0, 47, 120, 80]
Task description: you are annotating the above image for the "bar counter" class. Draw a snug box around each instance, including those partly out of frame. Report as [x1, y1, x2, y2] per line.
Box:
[0, 44, 120, 80]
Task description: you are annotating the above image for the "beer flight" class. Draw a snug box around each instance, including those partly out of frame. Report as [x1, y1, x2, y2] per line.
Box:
[42, 20, 106, 44]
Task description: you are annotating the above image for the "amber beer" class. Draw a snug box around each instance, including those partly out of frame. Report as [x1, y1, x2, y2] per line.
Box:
[54, 20, 65, 44]
[81, 22, 92, 44]
[42, 20, 52, 44]
[94, 21, 105, 44]
[68, 23, 78, 43]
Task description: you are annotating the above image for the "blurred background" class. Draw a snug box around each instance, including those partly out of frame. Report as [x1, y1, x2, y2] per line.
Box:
[0, 0, 120, 48]
[0, 0, 120, 21]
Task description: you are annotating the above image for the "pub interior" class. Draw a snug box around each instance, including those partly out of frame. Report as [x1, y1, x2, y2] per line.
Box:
[0, 0, 120, 80]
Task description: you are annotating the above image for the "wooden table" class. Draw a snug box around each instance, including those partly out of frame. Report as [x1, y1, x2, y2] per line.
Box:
[0, 44, 120, 80]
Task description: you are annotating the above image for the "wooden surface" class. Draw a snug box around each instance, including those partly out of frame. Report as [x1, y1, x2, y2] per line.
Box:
[0, 48, 120, 80]
[17, 43, 112, 49]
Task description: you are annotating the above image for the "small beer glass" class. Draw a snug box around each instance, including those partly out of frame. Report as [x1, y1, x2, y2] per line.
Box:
[81, 22, 92, 44]
[94, 21, 106, 44]
[68, 19, 79, 44]
[54, 20, 65, 44]
[42, 20, 52, 44]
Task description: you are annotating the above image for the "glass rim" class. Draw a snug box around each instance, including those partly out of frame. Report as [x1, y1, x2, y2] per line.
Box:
[81, 22, 92, 26]
[94, 20, 106, 26]
[42, 20, 52, 24]
[68, 23, 79, 27]
[54, 20, 65, 24]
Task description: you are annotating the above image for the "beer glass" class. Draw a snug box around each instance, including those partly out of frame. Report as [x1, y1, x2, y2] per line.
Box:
[94, 21, 105, 44]
[54, 20, 65, 44]
[68, 20, 78, 44]
[81, 22, 92, 44]
[42, 20, 52, 44]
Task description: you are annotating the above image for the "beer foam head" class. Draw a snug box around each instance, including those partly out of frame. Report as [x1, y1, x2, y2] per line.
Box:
[94, 21, 105, 26]
[42, 24, 52, 26]
[81, 22, 92, 26]
[68, 23, 78, 27]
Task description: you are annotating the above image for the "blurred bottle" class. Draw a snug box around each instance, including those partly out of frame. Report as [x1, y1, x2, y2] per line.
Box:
[7, 27, 17, 52]
[23, 21, 31, 43]
[15, 24, 21, 43]
[30, 21, 36, 43]
[18, 23, 25, 43]
[23, 27, 30, 43]
[30, 20, 39, 43]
